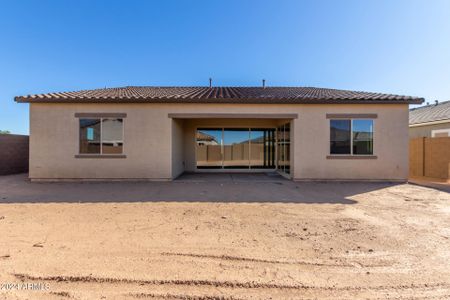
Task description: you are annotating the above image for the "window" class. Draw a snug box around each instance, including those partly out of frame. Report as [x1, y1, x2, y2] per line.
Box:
[330, 120, 351, 154]
[101, 118, 124, 154]
[80, 119, 101, 154]
[352, 120, 373, 155]
[330, 119, 373, 155]
[79, 118, 123, 155]
[431, 129, 450, 138]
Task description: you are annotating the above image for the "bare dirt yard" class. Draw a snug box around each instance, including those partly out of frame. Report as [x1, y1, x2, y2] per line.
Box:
[0, 173, 449, 299]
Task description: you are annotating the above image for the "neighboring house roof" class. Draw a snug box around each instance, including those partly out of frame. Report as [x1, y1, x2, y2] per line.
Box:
[196, 131, 218, 143]
[409, 100, 450, 125]
[15, 86, 423, 104]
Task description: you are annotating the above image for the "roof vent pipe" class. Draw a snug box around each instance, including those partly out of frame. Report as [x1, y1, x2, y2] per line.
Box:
[209, 78, 212, 88]
[435, 100, 439, 105]
[262, 79, 266, 88]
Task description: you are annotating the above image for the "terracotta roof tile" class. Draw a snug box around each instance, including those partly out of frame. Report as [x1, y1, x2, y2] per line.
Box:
[409, 100, 450, 125]
[15, 86, 424, 104]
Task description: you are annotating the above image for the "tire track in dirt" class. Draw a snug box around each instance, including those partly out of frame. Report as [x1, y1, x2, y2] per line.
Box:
[160, 251, 394, 268]
[127, 292, 244, 300]
[12, 273, 313, 290]
[12, 273, 450, 293]
[369, 296, 449, 300]
[49, 291, 74, 298]
[160, 252, 355, 267]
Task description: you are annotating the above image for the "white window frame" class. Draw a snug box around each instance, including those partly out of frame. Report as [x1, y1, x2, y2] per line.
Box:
[431, 128, 450, 137]
[329, 118, 374, 156]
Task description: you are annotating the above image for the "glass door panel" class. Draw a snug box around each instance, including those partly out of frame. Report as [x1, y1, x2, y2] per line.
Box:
[223, 129, 250, 169]
[250, 129, 275, 168]
[277, 125, 285, 172]
[196, 129, 222, 169]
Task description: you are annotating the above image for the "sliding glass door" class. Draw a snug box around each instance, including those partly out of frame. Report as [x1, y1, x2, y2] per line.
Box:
[196, 128, 275, 169]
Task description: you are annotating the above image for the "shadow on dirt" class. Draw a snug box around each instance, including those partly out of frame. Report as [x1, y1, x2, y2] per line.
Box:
[0, 173, 402, 204]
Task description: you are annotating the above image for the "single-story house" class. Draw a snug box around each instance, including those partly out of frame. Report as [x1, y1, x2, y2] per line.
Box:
[409, 100, 450, 138]
[15, 86, 423, 181]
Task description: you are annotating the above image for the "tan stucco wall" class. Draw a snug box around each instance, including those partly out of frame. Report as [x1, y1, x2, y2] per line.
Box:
[409, 122, 450, 138]
[171, 119, 185, 179]
[29, 103, 173, 180]
[29, 103, 409, 181]
[295, 104, 408, 180]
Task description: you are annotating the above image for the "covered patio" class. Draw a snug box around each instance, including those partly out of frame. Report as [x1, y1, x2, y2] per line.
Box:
[169, 113, 297, 179]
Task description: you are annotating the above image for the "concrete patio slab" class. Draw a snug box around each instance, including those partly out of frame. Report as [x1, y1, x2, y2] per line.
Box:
[176, 172, 287, 182]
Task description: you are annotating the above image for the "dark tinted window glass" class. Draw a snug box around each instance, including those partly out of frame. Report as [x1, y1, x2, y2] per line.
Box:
[101, 118, 123, 154]
[80, 119, 101, 154]
[353, 120, 373, 155]
[330, 120, 351, 154]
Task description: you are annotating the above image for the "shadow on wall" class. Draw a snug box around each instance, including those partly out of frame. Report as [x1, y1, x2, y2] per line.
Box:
[0, 134, 29, 175]
[0, 173, 402, 205]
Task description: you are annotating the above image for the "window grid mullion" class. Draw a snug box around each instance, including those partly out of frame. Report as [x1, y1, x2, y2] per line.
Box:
[284, 124, 286, 172]
[350, 119, 353, 155]
[248, 128, 251, 169]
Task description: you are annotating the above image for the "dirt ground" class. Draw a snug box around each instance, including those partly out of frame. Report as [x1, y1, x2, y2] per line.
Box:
[0, 174, 449, 299]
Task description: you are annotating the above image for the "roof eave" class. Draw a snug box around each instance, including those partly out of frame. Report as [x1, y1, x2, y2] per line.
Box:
[14, 97, 425, 105]
[408, 98, 425, 105]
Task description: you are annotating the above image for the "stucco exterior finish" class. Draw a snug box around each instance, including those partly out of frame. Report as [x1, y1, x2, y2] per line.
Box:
[29, 103, 409, 181]
[409, 122, 450, 138]
[171, 119, 185, 179]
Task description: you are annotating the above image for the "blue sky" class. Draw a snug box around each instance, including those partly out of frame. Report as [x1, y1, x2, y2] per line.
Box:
[1, 0, 449, 134]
